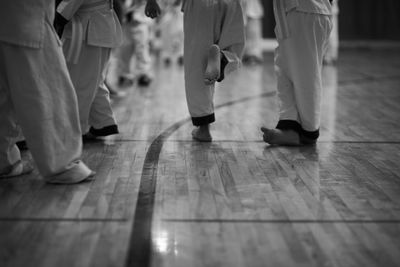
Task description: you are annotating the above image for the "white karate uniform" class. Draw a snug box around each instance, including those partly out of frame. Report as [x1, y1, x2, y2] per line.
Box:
[273, 0, 332, 138]
[108, 0, 153, 83]
[159, 1, 184, 63]
[242, 0, 264, 60]
[182, 0, 245, 125]
[0, 0, 92, 181]
[58, 0, 123, 133]
[324, 0, 339, 63]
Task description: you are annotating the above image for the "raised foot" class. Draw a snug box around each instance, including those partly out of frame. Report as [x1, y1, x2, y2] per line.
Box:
[204, 44, 221, 85]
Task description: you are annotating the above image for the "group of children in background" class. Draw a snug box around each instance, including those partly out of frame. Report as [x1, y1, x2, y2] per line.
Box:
[0, 0, 338, 182]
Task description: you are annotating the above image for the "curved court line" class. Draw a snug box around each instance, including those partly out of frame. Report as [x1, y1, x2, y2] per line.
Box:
[125, 91, 276, 267]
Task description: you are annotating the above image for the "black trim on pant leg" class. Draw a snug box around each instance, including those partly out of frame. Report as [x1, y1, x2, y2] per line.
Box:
[89, 124, 119, 137]
[192, 114, 215, 126]
[217, 53, 228, 82]
[276, 120, 302, 134]
[300, 128, 319, 144]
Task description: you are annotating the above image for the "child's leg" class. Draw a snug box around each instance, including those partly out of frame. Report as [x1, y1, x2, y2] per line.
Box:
[261, 45, 301, 146]
[0, 81, 22, 175]
[184, 0, 245, 141]
[183, 0, 218, 127]
[132, 22, 153, 86]
[2, 23, 92, 182]
[112, 24, 136, 84]
[279, 11, 332, 142]
[88, 47, 118, 136]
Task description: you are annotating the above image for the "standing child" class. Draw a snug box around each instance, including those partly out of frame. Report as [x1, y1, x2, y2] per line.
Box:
[111, 0, 155, 87]
[146, 0, 245, 142]
[324, 0, 339, 64]
[158, 0, 184, 66]
[55, 0, 123, 139]
[261, 0, 332, 146]
[242, 0, 265, 65]
[0, 0, 94, 183]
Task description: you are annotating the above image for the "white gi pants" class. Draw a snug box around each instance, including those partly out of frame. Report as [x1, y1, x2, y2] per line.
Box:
[63, 40, 117, 133]
[183, 0, 245, 125]
[112, 21, 152, 80]
[160, 7, 184, 62]
[0, 21, 91, 180]
[324, 6, 339, 62]
[243, 0, 264, 59]
[275, 11, 332, 137]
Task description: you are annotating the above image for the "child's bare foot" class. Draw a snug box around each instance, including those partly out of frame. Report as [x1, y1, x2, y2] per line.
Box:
[260, 127, 300, 146]
[192, 125, 212, 142]
[204, 44, 221, 85]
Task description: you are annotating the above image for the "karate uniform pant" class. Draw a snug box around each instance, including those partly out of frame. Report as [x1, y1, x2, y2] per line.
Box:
[274, 11, 332, 139]
[243, 0, 264, 59]
[324, 9, 339, 62]
[110, 22, 152, 81]
[183, 0, 245, 125]
[63, 41, 117, 133]
[0, 21, 91, 181]
[160, 7, 184, 62]
[244, 16, 263, 59]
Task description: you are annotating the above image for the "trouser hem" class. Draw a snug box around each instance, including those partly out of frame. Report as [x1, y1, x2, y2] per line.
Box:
[276, 120, 319, 141]
[192, 114, 215, 126]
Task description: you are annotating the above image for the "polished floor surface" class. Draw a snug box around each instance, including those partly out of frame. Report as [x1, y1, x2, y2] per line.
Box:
[1, 48, 400, 267]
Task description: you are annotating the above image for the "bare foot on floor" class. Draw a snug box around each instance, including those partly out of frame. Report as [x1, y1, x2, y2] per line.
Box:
[192, 127, 212, 142]
[204, 44, 221, 85]
[260, 127, 300, 146]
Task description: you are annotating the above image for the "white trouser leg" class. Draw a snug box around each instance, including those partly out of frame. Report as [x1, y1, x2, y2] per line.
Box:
[244, 17, 263, 59]
[131, 23, 152, 76]
[183, 0, 245, 122]
[0, 20, 91, 180]
[0, 83, 20, 172]
[64, 42, 117, 133]
[276, 11, 332, 132]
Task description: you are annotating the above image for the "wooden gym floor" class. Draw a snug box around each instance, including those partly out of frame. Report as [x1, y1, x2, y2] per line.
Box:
[1, 48, 400, 267]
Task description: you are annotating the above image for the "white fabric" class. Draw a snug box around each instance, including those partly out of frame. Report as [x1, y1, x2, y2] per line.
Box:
[58, 0, 123, 55]
[183, 0, 245, 119]
[63, 40, 117, 132]
[275, 11, 332, 132]
[0, 0, 52, 48]
[159, 6, 184, 62]
[324, 0, 339, 62]
[242, 0, 264, 19]
[274, 0, 332, 40]
[0, 19, 91, 180]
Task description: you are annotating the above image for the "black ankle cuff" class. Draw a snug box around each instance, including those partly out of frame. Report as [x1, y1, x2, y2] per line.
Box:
[89, 124, 119, 137]
[276, 120, 302, 133]
[192, 114, 215, 126]
[300, 128, 319, 141]
[276, 120, 319, 142]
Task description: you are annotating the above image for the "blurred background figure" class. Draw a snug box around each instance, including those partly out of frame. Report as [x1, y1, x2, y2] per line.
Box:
[242, 0, 264, 65]
[158, 0, 184, 66]
[107, 0, 155, 88]
[324, 0, 339, 64]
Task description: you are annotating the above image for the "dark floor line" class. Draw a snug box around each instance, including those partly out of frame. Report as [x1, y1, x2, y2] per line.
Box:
[338, 74, 400, 86]
[0, 218, 127, 222]
[125, 91, 275, 267]
[114, 139, 400, 144]
[162, 218, 400, 224]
